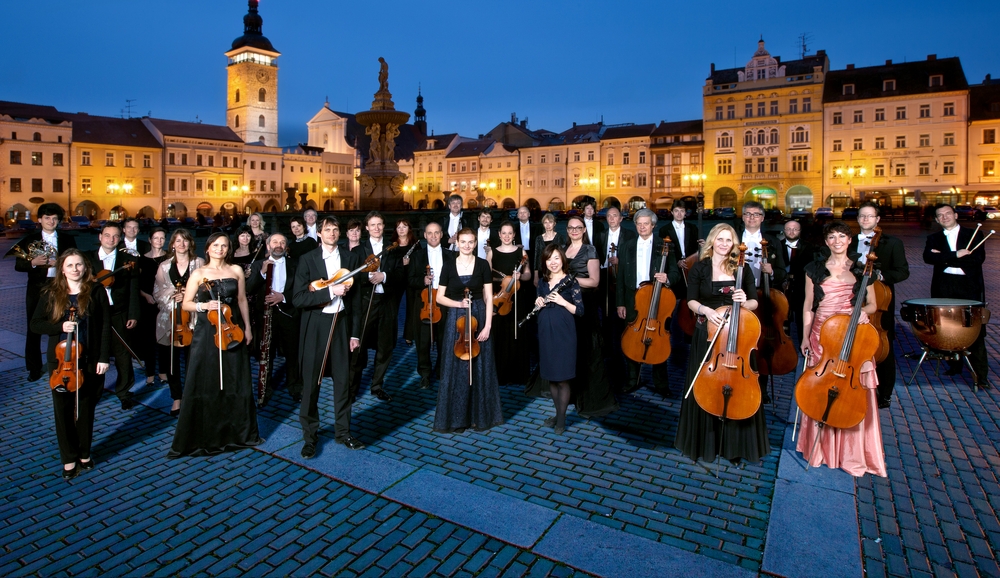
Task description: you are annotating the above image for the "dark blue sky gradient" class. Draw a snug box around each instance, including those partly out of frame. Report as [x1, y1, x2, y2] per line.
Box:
[7, 1, 999, 146]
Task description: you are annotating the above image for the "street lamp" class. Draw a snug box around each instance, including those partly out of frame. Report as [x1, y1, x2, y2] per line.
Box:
[835, 166, 866, 205]
[241, 184, 249, 214]
[683, 173, 707, 233]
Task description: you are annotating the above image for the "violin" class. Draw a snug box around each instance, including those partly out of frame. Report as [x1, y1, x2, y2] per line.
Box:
[172, 282, 193, 347]
[866, 228, 892, 363]
[794, 231, 880, 439]
[621, 236, 676, 367]
[493, 253, 527, 316]
[309, 242, 397, 292]
[755, 239, 797, 376]
[200, 278, 244, 351]
[95, 260, 136, 288]
[677, 253, 700, 336]
[419, 265, 441, 324]
[454, 287, 480, 385]
[50, 307, 80, 393]
[690, 244, 762, 422]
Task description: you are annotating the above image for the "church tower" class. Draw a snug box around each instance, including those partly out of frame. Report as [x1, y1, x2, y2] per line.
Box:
[225, 0, 279, 146]
[414, 86, 427, 137]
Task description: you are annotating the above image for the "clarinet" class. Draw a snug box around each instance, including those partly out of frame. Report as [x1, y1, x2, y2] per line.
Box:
[518, 274, 575, 328]
[257, 260, 274, 406]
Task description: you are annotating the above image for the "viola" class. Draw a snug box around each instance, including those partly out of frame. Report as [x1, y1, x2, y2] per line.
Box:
[794, 231, 880, 438]
[865, 228, 892, 363]
[754, 239, 797, 376]
[200, 278, 244, 351]
[95, 260, 136, 288]
[309, 242, 397, 292]
[454, 288, 480, 385]
[419, 265, 441, 324]
[50, 307, 80, 392]
[690, 244, 762, 422]
[621, 236, 676, 367]
[677, 253, 700, 336]
[172, 282, 193, 347]
[493, 253, 527, 316]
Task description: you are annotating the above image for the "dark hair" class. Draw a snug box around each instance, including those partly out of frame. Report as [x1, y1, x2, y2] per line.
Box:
[394, 218, 418, 246]
[346, 218, 362, 231]
[149, 226, 166, 240]
[823, 220, 853, 239]
[448, 194, 463, 205]
[44, 249, 95, 322]
[233, 225, 253, 246]
[121, 217, 140, 228]
[99, 222, 122, 235]
[455, 227, 476, 251]
[319, 216, 340, 231]
[858, 201, 880, 216]
[166, 228, 196, 262]
[671, 200, 688, 211]
[478, 208, 493, 220]
[566, 216, 592, 246]
[37, 203, 65, 221]
[289, 216, 306, 228]
[540, 243, 568, 282]
[204, 232, 233, 263]
[742, 200, 764, 213]
[934, 203, 956, 216]
[365, 210, 384, 226]
[498, 220, 516, 236]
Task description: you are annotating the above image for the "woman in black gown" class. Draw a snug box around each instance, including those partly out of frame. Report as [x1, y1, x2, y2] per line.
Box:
[535, 244, 584, 433]
[169, 232, 263, 457]
[564, 216, 618, 418]
[138, 227, 168, 385]
[488, 222, 531, 385]
[231, 225, 263, 276]
[674, 223, 769, 463]
[394, 219, 420, 346]
[532, 212, 565, 287]
[434, 228, 504, 433]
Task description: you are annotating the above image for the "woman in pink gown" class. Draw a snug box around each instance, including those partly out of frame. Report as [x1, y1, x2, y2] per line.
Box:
[795, 221, 887, 477]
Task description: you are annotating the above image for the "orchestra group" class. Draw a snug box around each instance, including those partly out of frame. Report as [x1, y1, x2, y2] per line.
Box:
[16, 197, 990, 481]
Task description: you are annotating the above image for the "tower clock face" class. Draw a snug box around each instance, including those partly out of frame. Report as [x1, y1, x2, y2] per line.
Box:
[256, 70, 270, 83]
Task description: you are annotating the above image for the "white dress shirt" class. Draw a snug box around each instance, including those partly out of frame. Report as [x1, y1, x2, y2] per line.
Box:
[584, 218, 595, 243]
[476, 228, 491, 259]
[636, 236, 653, 287]
[124, 238, 139, 256]
[603, 227, 621, 269]
[856, 233, 871, 264]
[672, 221, 687, 258]
[519, 221, 531, 248]
[448, 213, 463, 250]
[427, 245, 444, 288]
[321, 247, 344, 313]
[263, 257, 287, 302]
[98, 247, 117, 305]
[369, 238, 386, 293]
[42, 230, 58, 278]
[943, 226, 965, 275]
[742, 229, 763, 286]
[307, 223, 318, 241]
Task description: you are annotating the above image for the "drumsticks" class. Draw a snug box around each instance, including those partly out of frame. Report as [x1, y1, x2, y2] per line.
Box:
[964, 223, 983, 251]
[969, 230, 995, 253]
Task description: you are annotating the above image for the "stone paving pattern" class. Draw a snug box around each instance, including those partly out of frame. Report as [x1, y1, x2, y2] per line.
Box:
[0, 222, 997, 577]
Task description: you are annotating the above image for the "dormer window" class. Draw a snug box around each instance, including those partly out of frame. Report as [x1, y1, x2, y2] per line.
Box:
[843, 84, 855, 96]
[883, 79, 896, 91]
[930, 75, 943, 87]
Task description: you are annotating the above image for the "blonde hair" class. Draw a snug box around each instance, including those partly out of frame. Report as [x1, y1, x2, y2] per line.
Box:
[700, 223, 739, 275]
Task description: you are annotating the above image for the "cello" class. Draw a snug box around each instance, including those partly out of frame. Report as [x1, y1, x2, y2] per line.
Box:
[755, 239, 797, 376]
[864, 229, 892, 363]
[454, 287, 480, 385]
[688, 244, 762, 423]
[793, 231, 880, 467]
[621, 236, 677, 368]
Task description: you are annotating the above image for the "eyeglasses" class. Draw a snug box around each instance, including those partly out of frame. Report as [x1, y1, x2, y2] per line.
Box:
[743, 213, 764, 218]
[566, 226, 585, 231]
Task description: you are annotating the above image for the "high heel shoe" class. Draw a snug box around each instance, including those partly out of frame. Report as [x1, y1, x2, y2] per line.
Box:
[170, 402, 181, 417]
[62, 464, 78, 480]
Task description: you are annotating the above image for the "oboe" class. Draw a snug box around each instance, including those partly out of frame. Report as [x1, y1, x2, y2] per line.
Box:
[518, 274, 575, 328]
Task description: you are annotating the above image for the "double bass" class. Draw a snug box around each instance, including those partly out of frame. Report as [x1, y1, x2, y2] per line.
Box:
[688, 244, 762, 422]
[621, 236, 676, 369]
[755, 239, 797, 376]
[793, 230, 880, 465]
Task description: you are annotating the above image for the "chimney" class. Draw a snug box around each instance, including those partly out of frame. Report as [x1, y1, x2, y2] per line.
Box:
[986, 73, 992, 83]
[846, 64, 855, 70]
[711, 63, 716, 74]
[817, 49, 826, 57]
[521, 118, 527, 128]
[927, 54, 937, 61]
[572, 122, 577, 128]
[885, 59, 892, 65]
[511, 112, 517, 124]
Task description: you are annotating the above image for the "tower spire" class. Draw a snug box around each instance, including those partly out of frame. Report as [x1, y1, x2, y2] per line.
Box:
[414, 84, 427, 137]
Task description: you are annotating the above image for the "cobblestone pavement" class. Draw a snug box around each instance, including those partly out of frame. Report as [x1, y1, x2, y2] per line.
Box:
[0, 222, 997, 577]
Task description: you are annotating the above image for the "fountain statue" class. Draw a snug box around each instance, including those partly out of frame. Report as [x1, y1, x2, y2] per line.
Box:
[354, 57, 411, 210]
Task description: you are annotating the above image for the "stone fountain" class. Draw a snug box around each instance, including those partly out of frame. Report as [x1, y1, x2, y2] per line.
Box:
[354, 57, 410, 210]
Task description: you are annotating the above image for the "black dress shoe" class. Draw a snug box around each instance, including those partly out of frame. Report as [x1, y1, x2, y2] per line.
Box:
[419, 379, 430, 390]
[170, 408, 180, 417]
[336, 436, 365, 450]
[78, 459, 95, 471]
[62, 464, 78, 480]
[291, 394, 302, 404]
[877, 398, 891, 409]
[120, 398, 135, 411]
[373, 389, 392, 402]
[28, 369, 43, 382]
[301, 443, 316, 458]
[977, 381, 992, 390]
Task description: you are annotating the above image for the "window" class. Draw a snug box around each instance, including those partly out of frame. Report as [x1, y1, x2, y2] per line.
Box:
[180, 179, 187, 192]
[222, 180, 228, 192]
[744, 131, 753, 146]
[505, 178, 512, 189]
[471, 162, 477, 171]
[832, 166, 842, 178]
[715, 106, 723, 120]
[460, 162, 467, 172]
[757, 158, 765, 173]
[919, 134, 930, 147]
[919, 162, 930, 176]
[770, 101, 778, 115]
[196, 179, 204, 192]
[31, 152, 42, 165]
[270, 181, 276, 192]
[792, 155, 808, 171]
[769, 157, 778, 172]
[258, 115, 265, 128]
[573, 151, 580, 162]
[638, 151, 645, 164]
[853, 138, 863, 151]
[249, 160, 255, 170]
[105, 152, 114, 166]
[181, 154, 187, 165]
[718, 158, 732, 174]
[832, 112, 842, 125]
[196, 154, 203, 166]
[249, 180, 255, 192]
[33, 132, 41, 141]
[620, 175, 630, 187]
[875, 137, 885, 150]
[655, 153, 666, 165]
[672, 153, 682, 165]
[745, 158, 754, 173]
[124, 153, 133, 168]
[758, 102, 765, 117]
[745, 103, 753, 118]
[606, 153, 613, 165]
[944, 133, 955, 146]
[271, 162, 276, 171]
[792, 126, 809, 143]
[80, 178, 91, 193]
[920, 105, 931, 118]
[895, 163, 906, 177]
[169, 152, 176, 165]
[726, 105, 735, 119]
[52, 153, 63, 166]
[207, 180, 215, 192]
[883, 80, 896, 91]
[222, 156, 228, 168]
[756, 130, 766, 145]
[143, 180, 151, 194]
[438, 162, 443, 171]
[832, 140, 843, 152]
[9, 151, 21, 164]
[259, 88, 266, 102]
[943, 162, 955, 175]
[930, 75, 943, 87]
[235, 89, 240, 103]
[843, 84, 855, 95]
[984, 161, 996, 176]
[789, 98, 798, 114]
[622, 152, 629, 165]
[875, 108, 885, 122]
[143, 154, 151, 168]
[605, 174, 614, 187]
[52, 179, 63, 193]
[896, 107, 906, 120]
[874, 164, 885, 177]
[985, 129, 997, 144]
[637, 174, 647, 187]
[450, 162, 457, 172]
[691, 153, 700, 164]
[895, 136, 906, 148]
[168, 179, 175, 192]
[9, 178, 20, 192]
[555, 154, 561, 163]
[853, 111, 863, 123]
[943, 102, 955, 116]
[587, 151, 594, 162]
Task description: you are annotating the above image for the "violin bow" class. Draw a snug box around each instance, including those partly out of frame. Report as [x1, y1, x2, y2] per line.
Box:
[355, 242, 398, 355]
[317, 311, 340, 387]
[467, 289, 473, 387]
[684, 307, 730, 399]
[428, 267, 435, 349]
[791, 349, 809, 444]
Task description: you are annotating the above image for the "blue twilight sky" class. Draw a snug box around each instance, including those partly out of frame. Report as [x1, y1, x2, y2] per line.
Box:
[6, 1, 1000, 146]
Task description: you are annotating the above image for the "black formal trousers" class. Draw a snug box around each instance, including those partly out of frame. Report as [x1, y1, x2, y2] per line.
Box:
[598, 269, 628, 388]
[299, 311, 352, 443]
[25, 287, 45, 373]
[415, 311, 447, 387]
[109, 313, 135, 400]
[51, 371, 103, 464]
[932, 274, 989, 382]
[349, 292, 396, 396]
[261, 309, 303, 398]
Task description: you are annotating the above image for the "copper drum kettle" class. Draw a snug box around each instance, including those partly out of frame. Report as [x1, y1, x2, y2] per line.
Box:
[900, 298, 990, 352]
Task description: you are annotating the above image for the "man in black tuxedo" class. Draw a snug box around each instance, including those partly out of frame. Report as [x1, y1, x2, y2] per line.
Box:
[780, 219, 814, 343]
[474, 209, 502, 260]
[658, 200, 702, 359]
[850, 202, 910, 407]
[86, 223, 140, 410]
[246, 233, 302, 407]
[118, 217, 152, 257]
[14, 202, 77, 381]
[292, 216, 364, 455]
[923, 204, 989, 388]
[582, 202, 605, 247]
[513, 206, 542, 267]
[595, 206, 636, 387]
[349, 211, 403, 403]
[408, 222, 456, 389]
[441, 194, 469, 251]
[616, 208, 681, 394]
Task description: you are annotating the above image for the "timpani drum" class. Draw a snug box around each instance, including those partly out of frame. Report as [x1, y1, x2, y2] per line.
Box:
[900, 298, 990, 352]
